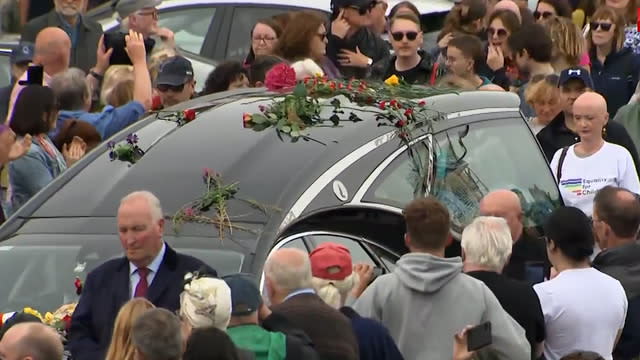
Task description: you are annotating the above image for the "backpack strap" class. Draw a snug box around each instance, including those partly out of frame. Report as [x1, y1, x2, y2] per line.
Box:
[556, 146, 570, 183]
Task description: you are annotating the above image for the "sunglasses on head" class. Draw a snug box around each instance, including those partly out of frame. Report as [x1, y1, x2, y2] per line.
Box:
[487, 27, 508, 37]
[391, 31, 419, 41]
[590, 21, 612, 31]
[137, 9, 158, 20]
[533, 11, 554, 20]
[157, 83, 185, 92]
[349, 1, 375, 15]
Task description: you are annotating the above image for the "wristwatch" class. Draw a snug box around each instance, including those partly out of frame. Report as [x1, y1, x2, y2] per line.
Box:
[366, 57, 373, 66]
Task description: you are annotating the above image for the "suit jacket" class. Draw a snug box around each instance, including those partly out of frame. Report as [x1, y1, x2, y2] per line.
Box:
[68, 244, 217, 360]
[271, 293, 359, 360]
[21, 10, 102, 73]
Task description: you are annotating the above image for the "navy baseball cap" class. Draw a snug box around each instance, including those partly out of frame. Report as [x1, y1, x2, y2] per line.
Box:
[11, 42, 34, 65]
[156, 56, 194, 86]
[558, 67, 593, 89]
[223, 273, 262, 316]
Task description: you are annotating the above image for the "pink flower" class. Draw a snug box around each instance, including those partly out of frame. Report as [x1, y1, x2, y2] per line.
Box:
[184, 207, 195, 217]
[264, 63, 297, 92]
[418, 100, 426, 107]
[202, 167, 215, 178]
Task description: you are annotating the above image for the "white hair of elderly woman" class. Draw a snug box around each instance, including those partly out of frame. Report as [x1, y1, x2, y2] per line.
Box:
[461, 216, 513, 272]
[291, 59, 325, 81]
[311, 273, 359, 309]
[179, 274, 232, 331]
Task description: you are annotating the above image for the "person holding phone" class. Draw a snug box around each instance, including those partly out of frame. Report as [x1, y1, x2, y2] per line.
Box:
[327, 0, 389, 79]
[115, 0, 175, 54]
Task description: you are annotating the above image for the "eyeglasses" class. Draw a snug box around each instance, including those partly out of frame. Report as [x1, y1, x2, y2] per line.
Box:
[590, 21, 613, 31]
[157, 83, 185, 92]
[530, 73, 560, 85]
[316, 32, 328, 41]
[252, 36, 277, 43]
[533, 11, 554, 20]
[487, 27, 508, 38]
[391, 31, 419, 41]
[137, 9, 158, 20]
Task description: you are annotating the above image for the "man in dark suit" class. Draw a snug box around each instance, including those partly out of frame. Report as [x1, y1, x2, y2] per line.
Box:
[265, 248, 359, 360]
[20, 0, 102, 72]
[68, 191, 216, 360]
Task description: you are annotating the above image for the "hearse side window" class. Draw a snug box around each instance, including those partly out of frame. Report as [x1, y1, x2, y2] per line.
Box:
[363, 118, 562, 234]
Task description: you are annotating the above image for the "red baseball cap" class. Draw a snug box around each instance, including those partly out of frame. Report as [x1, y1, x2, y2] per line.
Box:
[309, 242, 353, 280]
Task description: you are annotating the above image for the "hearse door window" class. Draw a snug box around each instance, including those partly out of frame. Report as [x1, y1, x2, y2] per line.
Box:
[226, 7, 288, 60]
[157, 6, 217, 54]
[362, 118, 562, 235]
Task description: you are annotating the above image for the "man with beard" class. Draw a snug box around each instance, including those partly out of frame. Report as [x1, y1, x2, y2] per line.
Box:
[19, 0, 102, 73]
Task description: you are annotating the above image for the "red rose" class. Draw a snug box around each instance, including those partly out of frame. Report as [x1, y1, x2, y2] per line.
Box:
[418, 100, 426, 107]
[151, 95, 163, 110]
[390, 100, 398, 108]
[183, 109, 196, 122]
[338, 83, 344, 89]
[265, 63, 297, 92]
[243, 113, 253, 127]
[74, 277, 83, 295]
[62, 315, 72, 330]
[379, 101, 387, 110]
[404, 109, 413, 117]
[395, 120, 406, 128]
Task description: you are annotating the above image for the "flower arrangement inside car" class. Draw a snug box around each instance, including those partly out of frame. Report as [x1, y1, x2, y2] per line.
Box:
[243, 64, 454, 146]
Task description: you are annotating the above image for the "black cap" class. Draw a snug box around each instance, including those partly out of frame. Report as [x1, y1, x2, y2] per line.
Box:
[558, 67, 593, 89]
[544, 206, 594, 260]
[11, 42, 34, 65]
[156, 56, 194, 86]
[223, 273, 262, 316]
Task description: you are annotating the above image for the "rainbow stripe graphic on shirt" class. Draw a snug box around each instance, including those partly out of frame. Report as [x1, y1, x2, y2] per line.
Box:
[560, 178, 583, 195]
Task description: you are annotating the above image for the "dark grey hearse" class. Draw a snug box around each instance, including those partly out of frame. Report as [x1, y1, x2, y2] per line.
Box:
[0, 88, 561, 312]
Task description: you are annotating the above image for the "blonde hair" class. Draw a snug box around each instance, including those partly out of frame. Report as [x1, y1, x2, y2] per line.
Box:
[149, 48, 178, 83]
[311, 273, 359, 309]
[105, 298, 155, 360]
[545, 17, 584, 68]
[526, 77, 561, 106]
[101, 65, 134, 107]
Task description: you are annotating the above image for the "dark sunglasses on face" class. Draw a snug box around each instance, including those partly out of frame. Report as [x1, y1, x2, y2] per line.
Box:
[391, 31, 419, 41]
[349, 1, 375, 15]
[487, 27, 508, 38]
[590, 21, 613, 31]
[157, 83, 185, 92]
[533, 11, 554, 20]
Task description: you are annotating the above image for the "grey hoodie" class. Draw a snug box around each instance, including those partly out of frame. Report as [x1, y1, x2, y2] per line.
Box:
[353, 253, 531, 360]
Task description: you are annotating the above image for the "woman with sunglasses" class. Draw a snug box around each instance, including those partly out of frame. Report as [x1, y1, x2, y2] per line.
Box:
[477, 10, 521, 90]
[274, 11, 341, 79]
[534, 0, 572, 24]
[328, 0, 390, 79]
[588, 6, 640, 117]
[370, 13, 442, 84]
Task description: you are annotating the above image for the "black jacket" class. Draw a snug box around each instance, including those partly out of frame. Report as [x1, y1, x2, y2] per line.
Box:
[536, 111, 640, 172]
[593, 243, 640, 359]
[369, 49, 442, 85]
[261, 312, 321, 360]
[590, 47, 640, 118]
[21, 10, 103, 73]
[327, 27, 390, 79]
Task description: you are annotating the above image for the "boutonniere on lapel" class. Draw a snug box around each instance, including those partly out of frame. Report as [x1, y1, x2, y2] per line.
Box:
[74, 277, 83, 296]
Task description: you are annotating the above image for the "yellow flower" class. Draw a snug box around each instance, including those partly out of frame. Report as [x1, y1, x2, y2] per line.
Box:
[384, 75, 400, 86]
[23, 307, 43, 321]
[44, 312, 55, 324]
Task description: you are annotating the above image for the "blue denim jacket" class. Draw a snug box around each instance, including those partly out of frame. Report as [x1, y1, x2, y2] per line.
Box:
[6, 136, 66, 216]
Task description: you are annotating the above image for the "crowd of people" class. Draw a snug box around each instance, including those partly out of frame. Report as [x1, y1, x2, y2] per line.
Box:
[0, 0, 638, 359]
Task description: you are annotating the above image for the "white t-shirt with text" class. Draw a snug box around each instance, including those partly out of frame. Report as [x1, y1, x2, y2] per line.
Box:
[534, 268, 627, 360]
[550, 142, 640, 217]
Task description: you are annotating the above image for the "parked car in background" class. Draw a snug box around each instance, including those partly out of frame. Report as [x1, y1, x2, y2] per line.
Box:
[0, 87, 561, 314]
[0, 34, 20, 89]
